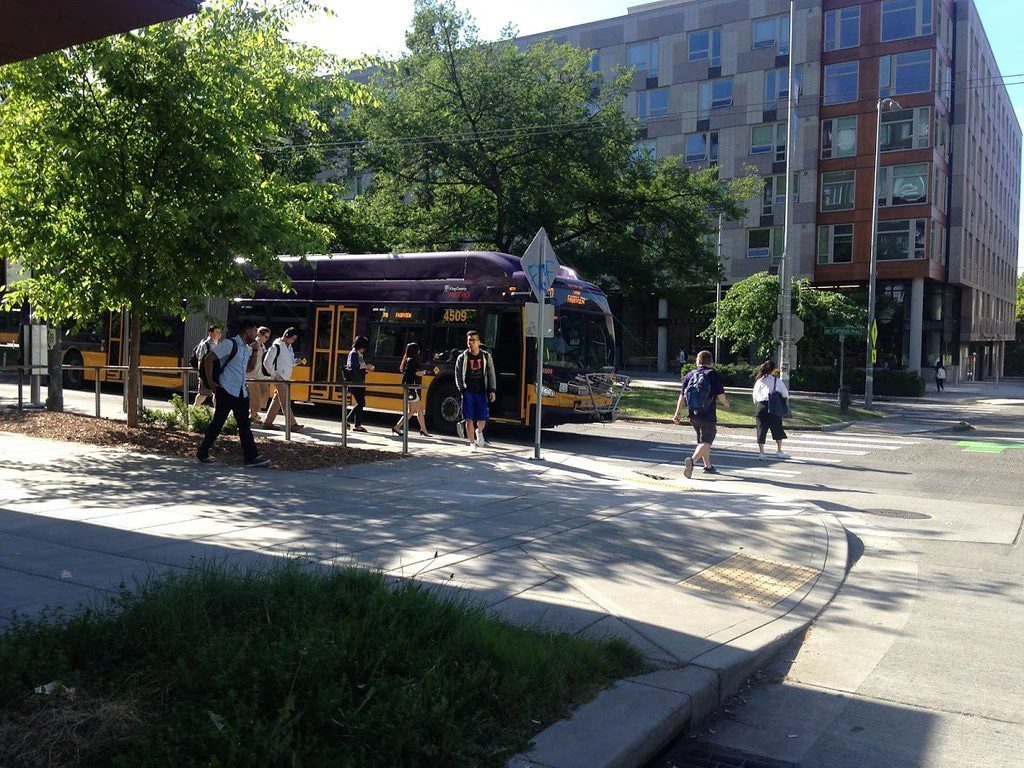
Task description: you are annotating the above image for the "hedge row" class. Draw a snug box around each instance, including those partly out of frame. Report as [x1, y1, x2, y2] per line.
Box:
[679, 363, 925, 397]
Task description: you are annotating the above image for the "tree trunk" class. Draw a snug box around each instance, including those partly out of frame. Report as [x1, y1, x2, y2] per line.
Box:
[126, 309, 142, 427]
[45, 322, 64, 412]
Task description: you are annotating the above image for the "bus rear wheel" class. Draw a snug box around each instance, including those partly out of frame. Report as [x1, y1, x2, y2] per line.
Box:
[428, 381, 462, 434]
[62, 351, 85, 389]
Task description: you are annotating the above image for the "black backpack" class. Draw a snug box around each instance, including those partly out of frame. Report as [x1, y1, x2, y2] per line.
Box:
[188, 339, 209, 371]
[198, 338, 238, 390]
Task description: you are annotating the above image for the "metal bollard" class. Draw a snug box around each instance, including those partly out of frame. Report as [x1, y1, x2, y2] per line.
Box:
[95, 370, 102, 417]
[17, 367, 23, 409]
[284, 381, 291, 442]
[341, 384, 348, 449]
[401, 384, 409, 456]
[182, 369, 189, 421]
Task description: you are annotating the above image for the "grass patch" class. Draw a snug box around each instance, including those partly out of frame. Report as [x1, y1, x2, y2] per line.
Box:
[0, 562, 645, 767]
[619, 387, 884, 426]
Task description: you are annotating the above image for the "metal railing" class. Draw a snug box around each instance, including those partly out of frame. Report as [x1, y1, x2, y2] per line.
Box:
[0, 364, 424, 457]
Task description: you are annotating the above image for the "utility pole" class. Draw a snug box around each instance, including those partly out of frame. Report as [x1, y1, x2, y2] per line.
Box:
[776, 0, 796, 382]
[715, 213, 722, 362]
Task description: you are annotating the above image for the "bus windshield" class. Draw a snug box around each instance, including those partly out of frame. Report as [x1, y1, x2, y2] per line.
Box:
[545, 310, 615, 370]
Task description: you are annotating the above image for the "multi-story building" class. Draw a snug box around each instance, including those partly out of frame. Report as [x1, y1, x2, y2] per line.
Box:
[517, 0, 1020, 379]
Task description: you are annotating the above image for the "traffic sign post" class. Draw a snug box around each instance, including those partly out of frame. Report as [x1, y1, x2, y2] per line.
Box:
[521, 228, 560, 461]
[825, 326, 864, 406]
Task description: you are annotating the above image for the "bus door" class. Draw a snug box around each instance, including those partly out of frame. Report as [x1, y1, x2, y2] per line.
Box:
[309, 305, 356, 402]
[106, 310, 125, 382]
[485, 308, 524, 421]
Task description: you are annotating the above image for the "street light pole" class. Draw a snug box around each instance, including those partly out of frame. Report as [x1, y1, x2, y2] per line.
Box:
[714, 213, 722, 362]
[777, 0, 796, 382]
[865, 96, 902, 406]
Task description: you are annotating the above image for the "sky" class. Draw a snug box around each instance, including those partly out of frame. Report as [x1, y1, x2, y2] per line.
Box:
[289, 0, 1024, 272]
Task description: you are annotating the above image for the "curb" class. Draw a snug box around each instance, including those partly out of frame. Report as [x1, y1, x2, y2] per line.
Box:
[508, 512, 849, 768]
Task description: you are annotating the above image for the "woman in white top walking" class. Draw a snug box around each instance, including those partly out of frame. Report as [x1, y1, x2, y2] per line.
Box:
[752, 360, 789, 460]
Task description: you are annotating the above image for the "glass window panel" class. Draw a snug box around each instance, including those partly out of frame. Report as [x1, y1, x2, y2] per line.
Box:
[821, 171, 856, 211]
[825, 7, 860, 51]
[833, 224, 854, 262]
[685, 133, 708, 162]
[711, 78, 732, 107]
[892, 163, 928, 205]
[753, 18, 777, 48]
[894, 49, 931, 94]
[747, 228, 771, 258]
[751, 124, 774, 154]
[877, 221, 911, 260]
[881, 0, 918, 41]
[824, 61, 859, 104]
[689, 30, 709, 61]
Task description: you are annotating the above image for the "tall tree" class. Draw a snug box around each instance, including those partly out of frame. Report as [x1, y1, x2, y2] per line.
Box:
[711, 272, 864, 362]
[0, 0, 351, 425]
[353, 0, 757, 300]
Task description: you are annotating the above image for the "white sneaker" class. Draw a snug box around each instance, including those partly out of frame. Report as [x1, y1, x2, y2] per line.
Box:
[468, 442, 478, 454]
[757, 452, 768, 461]
[476, 431, 489, 447]
[776, 451, 790, 460]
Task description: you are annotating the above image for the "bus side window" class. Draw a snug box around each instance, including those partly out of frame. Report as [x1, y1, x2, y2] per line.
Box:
[484, 313, 499, 349]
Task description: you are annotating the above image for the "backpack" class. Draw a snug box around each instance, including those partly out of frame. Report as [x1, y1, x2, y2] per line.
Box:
[262, 343, 282, 378]
[188, 338, 210, 371]
[198, 338, 238, 390]
[684, 367, 714, 414]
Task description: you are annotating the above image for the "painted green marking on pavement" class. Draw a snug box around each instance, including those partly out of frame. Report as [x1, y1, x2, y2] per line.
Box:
[955, 440, 1024, 454]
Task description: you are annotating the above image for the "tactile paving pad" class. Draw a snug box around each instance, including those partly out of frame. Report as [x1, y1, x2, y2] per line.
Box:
[677, 552, 819, 607]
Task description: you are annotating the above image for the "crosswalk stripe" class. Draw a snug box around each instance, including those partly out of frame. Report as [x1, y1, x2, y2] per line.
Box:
[714, 464, 800, 477]
[648, 446, 845, 464]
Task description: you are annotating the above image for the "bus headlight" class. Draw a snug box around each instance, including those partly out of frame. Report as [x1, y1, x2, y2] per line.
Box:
[540, 386, 555, 398]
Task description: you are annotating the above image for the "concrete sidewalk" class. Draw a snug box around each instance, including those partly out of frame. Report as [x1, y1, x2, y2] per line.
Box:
[0, 429, 847, 768]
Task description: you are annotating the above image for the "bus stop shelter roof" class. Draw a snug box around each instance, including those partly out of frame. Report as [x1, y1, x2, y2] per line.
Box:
[1, 0, 201, 66]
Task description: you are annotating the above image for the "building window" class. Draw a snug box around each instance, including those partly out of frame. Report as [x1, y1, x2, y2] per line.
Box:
[688, 28, 721, 67]
[877, 163, 929, 207]
[877, 219, 927, 260]
[880, 0, 933, 42]
[824, 6, 860, 51]
[752, 14, 790, 54]
[747, 227, 784, 259]
[634, 139, 657, 160]
[821, 116, 857, 158]
[627, 39, 659, 79]
[821, 170, 856, 211]
[699, 77, 733, 119]
[685, 131, 719, 162]
[817, 224, 854, 264]
[879, 106, 930, 152]
[762, 173, 799, 216]
[764, 66, 801, 110]
[935, 114, 949, 155]
[590, 52, 601, 73]
[637, 87, 669, 118]
[823, 61, 859, 105]
[750, 122, 787, 161]
[879, 50, 931, 97]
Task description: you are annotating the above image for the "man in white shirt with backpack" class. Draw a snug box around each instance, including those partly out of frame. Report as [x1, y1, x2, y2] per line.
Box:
[262, 327, 303, 431]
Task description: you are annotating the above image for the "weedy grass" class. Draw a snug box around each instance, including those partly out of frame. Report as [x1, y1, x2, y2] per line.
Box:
[0, 561, 644, 768]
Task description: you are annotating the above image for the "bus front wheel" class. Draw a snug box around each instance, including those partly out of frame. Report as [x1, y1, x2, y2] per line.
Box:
[428, 381, 462, 434]
[62, 350, 85, 389]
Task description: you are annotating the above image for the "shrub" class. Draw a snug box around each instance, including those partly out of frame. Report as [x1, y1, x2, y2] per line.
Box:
[791, 367, 924, 397]
[679, 362, 756, 387]
[140, 395, 238, 434]
[188, 403, 238, 435]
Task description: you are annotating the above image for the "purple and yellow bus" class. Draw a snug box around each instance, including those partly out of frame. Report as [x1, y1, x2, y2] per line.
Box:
[50, 251, 624, 432]
[232, 251, 622, 432]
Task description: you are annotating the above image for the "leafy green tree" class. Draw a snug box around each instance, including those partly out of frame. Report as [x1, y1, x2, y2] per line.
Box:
[0, 0, 350, 425]
[710, 272, 864, 363]
[1017, 273, 1024, 323]
[710, 272, 780, 359]
[353, 0, 758, 300]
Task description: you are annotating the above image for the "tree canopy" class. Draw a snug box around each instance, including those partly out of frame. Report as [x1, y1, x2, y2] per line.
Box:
[710, 272, 864, 363]
[352, 0, 758, 299]
[0, 0, 351, 423]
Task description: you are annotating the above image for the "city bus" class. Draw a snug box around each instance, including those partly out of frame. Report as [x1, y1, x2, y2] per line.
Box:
[53, 251, 626, 432]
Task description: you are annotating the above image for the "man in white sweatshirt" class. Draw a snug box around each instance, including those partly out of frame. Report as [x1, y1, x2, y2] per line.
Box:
[262, 327, 303, 431]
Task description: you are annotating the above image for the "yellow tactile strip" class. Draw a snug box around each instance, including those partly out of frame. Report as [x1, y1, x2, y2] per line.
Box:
[677, 552, 820, 607]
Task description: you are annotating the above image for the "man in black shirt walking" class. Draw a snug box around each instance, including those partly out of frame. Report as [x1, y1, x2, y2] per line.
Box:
[454, 330, 497, 453]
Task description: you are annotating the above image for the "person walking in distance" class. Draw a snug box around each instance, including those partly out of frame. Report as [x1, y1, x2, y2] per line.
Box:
[262, 327, 303, 431]
[196, 321, 271, 467]
[392, 342, 431, 437]
[191, 325, 221, 408]
[455, 330, 496, 453]
[248, 326, 271, 423]
[752, 359, 790, 460]
[345, 336, 374, 432]
[934, 358, 946, 392]
[673, 350, 729, 478]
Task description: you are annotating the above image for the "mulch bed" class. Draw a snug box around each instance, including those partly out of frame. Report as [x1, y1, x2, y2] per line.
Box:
[0, 409, 395, 471]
